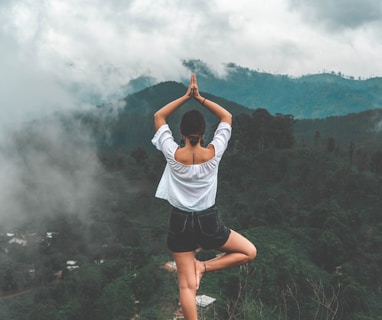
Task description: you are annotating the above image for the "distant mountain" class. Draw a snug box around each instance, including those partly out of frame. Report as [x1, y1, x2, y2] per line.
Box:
[127, 60, 382, 119]
[182, 60, 382, 119]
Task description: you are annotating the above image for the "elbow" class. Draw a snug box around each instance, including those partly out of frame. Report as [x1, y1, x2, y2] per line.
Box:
[153, 112, 165, 130]
[154, 111, 164, 123]
[222, 112, 232, 125]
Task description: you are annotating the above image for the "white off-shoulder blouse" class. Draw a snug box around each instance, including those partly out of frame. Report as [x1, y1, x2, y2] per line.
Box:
[151, 122, 231, 212]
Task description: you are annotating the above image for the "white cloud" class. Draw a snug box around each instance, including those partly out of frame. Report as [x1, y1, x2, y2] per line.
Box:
[1, 0, 382, 124]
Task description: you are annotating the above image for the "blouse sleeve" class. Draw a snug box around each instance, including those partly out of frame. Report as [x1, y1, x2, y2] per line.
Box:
[151, 124, 179, 161]
[210, 122, 232, 158]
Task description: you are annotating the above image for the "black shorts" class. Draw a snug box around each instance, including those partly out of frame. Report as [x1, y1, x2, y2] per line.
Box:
[167, 205, 231, 252]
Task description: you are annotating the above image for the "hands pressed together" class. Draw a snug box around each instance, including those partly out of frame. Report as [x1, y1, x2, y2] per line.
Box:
[185, 73, 203, 103]
[154, 73, 231, 130]
[184, 73, 231, 124]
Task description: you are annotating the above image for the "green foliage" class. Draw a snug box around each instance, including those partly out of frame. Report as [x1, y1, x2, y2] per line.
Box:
[230, 109, 295, 153]
[0, 294, 33, 320]
[55, 298, 81, 320]
[1, 86, 382, 319]
[95, 274, 136, 320]
[29, 299, 58, 320]
[294, 109, 382, 151]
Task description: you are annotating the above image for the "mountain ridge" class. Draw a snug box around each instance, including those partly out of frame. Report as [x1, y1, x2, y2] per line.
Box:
[126, 60, 382, 119]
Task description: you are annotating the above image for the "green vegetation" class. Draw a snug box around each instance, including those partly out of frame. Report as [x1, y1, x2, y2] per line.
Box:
[1, 82, 382, 319]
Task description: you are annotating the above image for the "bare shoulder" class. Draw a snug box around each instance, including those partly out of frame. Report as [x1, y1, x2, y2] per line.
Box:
[175, 145, 215, 165]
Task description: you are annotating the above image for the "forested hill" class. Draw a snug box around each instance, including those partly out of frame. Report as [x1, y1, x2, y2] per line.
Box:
[131, 59, 382, 119]
[83, 81, 253, 153]
[294, 109, 382, 150]
[82, 80, 382, 154]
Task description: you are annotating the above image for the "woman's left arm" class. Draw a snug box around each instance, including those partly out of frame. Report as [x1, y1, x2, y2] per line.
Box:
[153, 75, 194, 131]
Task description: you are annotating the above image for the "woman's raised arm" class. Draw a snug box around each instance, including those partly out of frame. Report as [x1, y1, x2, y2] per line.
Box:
[153, 73, 232, 131]
[153, 75, 193, 131]
[192, 74, 232, 125]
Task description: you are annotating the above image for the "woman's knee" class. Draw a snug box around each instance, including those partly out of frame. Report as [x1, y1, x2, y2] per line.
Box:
[221, 230, 257, 262]
[179, 280, 197, 292]
[237, 233, 257, 262]
[246, 244, 257, 262]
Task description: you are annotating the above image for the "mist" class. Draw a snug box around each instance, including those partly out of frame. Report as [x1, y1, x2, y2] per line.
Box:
[0, 114, 104, 229]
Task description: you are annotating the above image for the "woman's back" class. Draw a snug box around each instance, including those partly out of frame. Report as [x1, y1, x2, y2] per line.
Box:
[174, 144, 215, 165]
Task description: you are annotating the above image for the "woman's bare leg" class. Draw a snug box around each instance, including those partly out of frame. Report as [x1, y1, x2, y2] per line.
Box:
[196, 230, 256, 278]
[173, 251, 199, 320]
[172, 231, 256, 319]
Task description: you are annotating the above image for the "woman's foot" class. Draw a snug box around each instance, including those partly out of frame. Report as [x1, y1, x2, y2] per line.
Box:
[195, 259, 206, 290]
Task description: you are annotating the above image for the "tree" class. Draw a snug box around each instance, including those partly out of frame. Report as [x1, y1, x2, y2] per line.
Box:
[326, 137, 336, 153]
[96, 274, 136, 320]
[130, 147, 148, 164]
[370, 150, 382, 175]
[315, 230, 344, 271]
[231, 109, 294, 152]
[348, 142, 354, 165]
[55, 299, 82, 320]
[314, 131, 321, 149]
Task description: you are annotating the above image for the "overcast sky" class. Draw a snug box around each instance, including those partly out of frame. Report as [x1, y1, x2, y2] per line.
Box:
[1, 0, 382, 124]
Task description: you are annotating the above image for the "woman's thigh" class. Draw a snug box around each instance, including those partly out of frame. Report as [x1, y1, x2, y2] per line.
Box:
[219, 230, 257, 258]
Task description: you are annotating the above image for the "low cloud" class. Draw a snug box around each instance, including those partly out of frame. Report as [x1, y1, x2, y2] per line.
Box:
[0, 115, 104, 228]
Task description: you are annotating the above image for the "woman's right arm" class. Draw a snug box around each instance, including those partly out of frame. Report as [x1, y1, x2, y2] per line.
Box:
[153, 95, 190, 131]
[192, 74, 232, 125]
[197, 97, 232, 125]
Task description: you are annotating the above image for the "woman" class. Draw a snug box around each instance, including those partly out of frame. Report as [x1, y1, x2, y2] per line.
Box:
[152, 74, 257, 320]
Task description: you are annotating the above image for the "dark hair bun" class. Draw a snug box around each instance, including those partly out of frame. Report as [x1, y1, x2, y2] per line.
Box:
[180, 109, 206, 137]
[189, 135, 200, 146]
